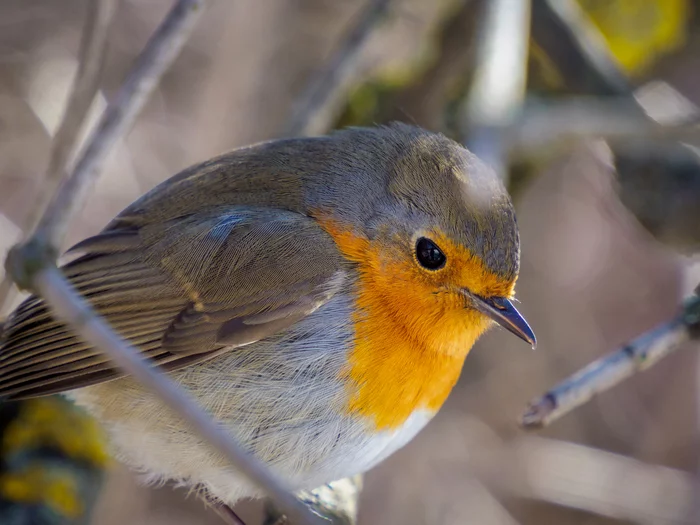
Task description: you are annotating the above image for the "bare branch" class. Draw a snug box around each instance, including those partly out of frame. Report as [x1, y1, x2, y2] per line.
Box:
[531, 0, 633, 96]
[282, 0, 391, 138]
[461, 0, 531, 178]
[521, 293, 700, 429]
[510, 98, 700, 156]
[31, 0, 204, 253]
[0, 0, 116, 313]
[35, 266, 326, 525]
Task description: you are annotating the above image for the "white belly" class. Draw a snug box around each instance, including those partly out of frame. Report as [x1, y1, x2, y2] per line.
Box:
[67, 294, 434, 505]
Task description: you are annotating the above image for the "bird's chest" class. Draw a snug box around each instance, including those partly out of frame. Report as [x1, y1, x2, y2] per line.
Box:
[338, 284, 473, 432]
[165, 293, 440, 485]
[70, 292, 465, 491]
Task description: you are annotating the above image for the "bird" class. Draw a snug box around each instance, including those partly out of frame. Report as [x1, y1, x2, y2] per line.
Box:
[0, 123, 535, 511]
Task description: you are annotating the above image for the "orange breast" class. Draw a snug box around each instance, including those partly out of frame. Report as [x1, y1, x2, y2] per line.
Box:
[317, 217, 494, 431]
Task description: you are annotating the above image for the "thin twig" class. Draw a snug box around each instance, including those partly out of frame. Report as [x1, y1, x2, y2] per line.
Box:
[521, 293, 700, 429]
[282, 0, 391, 138]
[509, 98, 700, 156]
[481, 436, 700, 524]
[35, 267, 326, 525]
[32, 0, 203, 253]
[0, 0, 116, 314]
[531, 0, 634, 96]
[461, 0, 531, 180]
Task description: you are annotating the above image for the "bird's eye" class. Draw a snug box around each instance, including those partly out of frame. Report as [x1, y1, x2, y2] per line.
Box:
[415, 237, 446, 270]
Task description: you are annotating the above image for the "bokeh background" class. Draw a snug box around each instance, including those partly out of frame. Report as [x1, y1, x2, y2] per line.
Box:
[1, 1, 700, 524]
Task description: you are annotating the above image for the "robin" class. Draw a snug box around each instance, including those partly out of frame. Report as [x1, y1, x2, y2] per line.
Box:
[0, 123, 535, 508]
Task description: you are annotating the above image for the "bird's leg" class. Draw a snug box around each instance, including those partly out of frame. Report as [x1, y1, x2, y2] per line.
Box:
[212, 502, 247, 525]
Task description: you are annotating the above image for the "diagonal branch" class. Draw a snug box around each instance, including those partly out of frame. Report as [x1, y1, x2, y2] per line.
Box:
[0, 0, 117, 312]
[30, 0, 203, 254]
[283, 0, 392, 138]
[521, 292, 700, 429]
[509, 98, 700, 158]
[36, 267, 326, 525]
[531, 0, 634, 96]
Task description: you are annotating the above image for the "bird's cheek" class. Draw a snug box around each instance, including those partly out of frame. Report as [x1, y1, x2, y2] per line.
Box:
[457, 300, 493, 329]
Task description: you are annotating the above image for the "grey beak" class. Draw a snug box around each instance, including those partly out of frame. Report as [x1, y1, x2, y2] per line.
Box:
[470, 294, 536, 348]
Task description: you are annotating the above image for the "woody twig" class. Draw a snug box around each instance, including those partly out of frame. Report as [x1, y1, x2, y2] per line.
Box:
[0, 0, 117, 313]
[510, 98, 700, 157]
[283, 0, 392, 138]
[1, 2, 326, 524]
[521, 292, 700, 429]
[461, 0, 531, 180]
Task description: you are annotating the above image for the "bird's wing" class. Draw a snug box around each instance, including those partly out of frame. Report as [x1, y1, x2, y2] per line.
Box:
[0, 206, 349, 399]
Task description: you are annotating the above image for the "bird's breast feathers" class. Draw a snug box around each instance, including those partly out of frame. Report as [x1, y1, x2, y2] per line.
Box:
[68, 289, 439, 497]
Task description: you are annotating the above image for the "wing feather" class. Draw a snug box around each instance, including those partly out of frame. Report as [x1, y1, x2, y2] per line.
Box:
[0, 207, 348, 399]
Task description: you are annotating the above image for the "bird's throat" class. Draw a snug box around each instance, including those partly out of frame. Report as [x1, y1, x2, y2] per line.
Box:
[314, 215, 487, 431]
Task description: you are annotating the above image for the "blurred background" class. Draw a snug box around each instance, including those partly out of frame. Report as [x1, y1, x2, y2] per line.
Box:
[1, 0, 700, 524]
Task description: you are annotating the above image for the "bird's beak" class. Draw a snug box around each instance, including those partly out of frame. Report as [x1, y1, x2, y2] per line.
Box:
[469, 293, 537, 348]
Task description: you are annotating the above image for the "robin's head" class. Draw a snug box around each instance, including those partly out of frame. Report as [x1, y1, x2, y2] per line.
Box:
[314, 124, 535, 354]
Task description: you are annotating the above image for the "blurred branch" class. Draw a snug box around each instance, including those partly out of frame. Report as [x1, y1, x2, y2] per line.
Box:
[283, 0, 392, 137]
[531, 0, 633, 96]
[28, 0, 203, 255]
[510, 98, 700, 156]
[0, 0, 116, 314]
[521, 292, 700, 429]
[3, 1, 329, 524]
[461, 0, 531, 179]
[35, 267, 325, 525]
[330, 0, 482, 134]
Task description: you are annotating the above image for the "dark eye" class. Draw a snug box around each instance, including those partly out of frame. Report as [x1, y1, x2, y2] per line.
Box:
[415, 237, 446, 270]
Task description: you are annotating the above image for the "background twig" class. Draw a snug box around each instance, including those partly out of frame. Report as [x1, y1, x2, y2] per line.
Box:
[0, 0, 116, 313]
[531, 0, 634, 96]
[510, 98, 700, 155]
[461, 0, 531, 179]
[30, 0, 203, 253]
[35, 266, 326, 525]
[521, 293, 700, 428]
[282, 0, 392, 138]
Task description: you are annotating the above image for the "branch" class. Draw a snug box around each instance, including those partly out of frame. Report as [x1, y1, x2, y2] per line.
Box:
[531, 0, 634, 96]
[461, 0, 531, 179]
[510, 98, 700, 156]
[0, 0, 116, 312]
[521, 292, 700, 429]
[31, 0, 203, 254]
[282, 0, 391, 138]
[35, 266, 326, 525]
